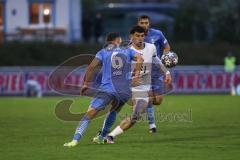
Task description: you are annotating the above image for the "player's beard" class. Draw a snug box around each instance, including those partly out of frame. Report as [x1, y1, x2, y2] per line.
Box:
[137, 41, 143, 49]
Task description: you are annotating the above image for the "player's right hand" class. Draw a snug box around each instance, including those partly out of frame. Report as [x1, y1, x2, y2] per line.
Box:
[80, 84, 88, 95]
[132, 75, 141, 87]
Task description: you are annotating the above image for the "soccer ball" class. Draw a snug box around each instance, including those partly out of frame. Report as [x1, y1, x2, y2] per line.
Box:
[161, 51, 178, 68]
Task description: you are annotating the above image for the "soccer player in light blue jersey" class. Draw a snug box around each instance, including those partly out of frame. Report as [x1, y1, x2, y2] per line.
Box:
[64, 33, 143, 147]
[138, 15, 171, 133]
[93, 26, 172, 144]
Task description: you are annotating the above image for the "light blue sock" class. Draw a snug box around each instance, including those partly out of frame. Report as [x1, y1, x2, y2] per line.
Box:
[73, 115, 90, 141]
[100, 111, 117, 138]
[147, 104, 155, 125]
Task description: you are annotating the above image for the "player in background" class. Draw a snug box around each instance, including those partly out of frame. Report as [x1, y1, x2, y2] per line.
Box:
[64, 32, 143, 147]
[137, 15, 171, 133]
[25, 79, 42, 97]
[103, 26, 172, 143]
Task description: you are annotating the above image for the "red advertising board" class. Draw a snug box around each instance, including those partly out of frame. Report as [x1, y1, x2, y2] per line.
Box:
[0, 66, 239, 95]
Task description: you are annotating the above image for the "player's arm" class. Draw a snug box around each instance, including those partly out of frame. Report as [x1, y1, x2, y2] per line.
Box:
[133, 54, 144, 77]
[153, 45, 172, 84]
[163, 43, 171, 54]
[153, 56, 171, 84]
[159, 32, 171, 54]
[81, 58, 101, 95]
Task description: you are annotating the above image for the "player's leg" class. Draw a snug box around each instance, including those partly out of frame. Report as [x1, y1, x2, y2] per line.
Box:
[146, 103, 156, 132]
[73, 107, 99, 140]
[153, 95, 163, 105]
[120, 99, 147, 129]
[148, 74, 173, 133]
[37, 88, 42, 98]
[148, 94, 164, 132]
[63, 107, 99, 147]
[64, 92, 114, 147]
[92, 110, 117, 144]
[147, 83, 158, 133]
[106, 98, 148, 143]
[93, 96, 127, 144]
[99, 100, 123, 137]
[147, 72, 166, 133]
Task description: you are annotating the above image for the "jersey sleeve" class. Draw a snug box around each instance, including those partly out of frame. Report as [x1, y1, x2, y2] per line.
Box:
[158, 32, 169, 47]
[129, 49, 139, 60]
[95, 50, 103, 61]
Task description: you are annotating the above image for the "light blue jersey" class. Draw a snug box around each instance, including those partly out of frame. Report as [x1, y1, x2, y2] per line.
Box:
[72, 45, 139, 142]
[95, 47, 137, 94]
[144, 28, 168, 57]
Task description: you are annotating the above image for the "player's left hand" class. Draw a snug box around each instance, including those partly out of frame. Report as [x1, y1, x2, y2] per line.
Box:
[164, 74, 172, 84]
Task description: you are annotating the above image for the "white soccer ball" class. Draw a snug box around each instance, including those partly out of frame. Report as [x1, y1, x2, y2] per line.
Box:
[161, 51, 178, 68]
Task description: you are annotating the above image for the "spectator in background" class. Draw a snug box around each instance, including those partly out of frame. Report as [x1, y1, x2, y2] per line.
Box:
[224, 52, 236, 72]
[25, 80, 42, 98]
[94, 13, 103, 43]
[224, 51, 237, 95]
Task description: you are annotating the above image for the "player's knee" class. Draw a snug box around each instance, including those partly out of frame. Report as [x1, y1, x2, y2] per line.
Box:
[86, 108, 99, 119]
[120, 117, 135, 131]
[130, 118, 137, 126]
[153, 96, 163, 105]
[131, 111, 142, 123]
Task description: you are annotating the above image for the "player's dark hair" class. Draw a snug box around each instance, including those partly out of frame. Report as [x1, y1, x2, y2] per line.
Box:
[130, 26, 145, 34]
[138, 15, 150, 21]
[106, 32, 120, 42]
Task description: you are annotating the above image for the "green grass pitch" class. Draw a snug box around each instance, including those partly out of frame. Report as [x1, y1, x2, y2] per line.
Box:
[0, 95, 240, 160]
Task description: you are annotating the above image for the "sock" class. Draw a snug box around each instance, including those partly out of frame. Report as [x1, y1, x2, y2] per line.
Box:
[108, 126, 123, 138]
[147, 104, 156, 126]
[100, 111, 117, 138]
[149, 123, 156, 129]
[73, 115, 90, 141]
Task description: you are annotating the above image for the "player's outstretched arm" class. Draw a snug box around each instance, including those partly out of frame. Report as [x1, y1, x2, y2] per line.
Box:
[81, 58, 101, 95]
[163, 44, 171, 55]
[153, 56, 172, 84]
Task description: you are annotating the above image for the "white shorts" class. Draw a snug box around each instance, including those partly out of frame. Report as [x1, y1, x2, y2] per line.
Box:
[131, 85, 151, 102]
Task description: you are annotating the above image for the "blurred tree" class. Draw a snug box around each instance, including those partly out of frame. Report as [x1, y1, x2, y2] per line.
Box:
[81, 0, 98, 42]
[174, 0, 210, 42]
[82, 0, 96, 14]
[175, 0, 240, 43]
[210, 0, 240, 43]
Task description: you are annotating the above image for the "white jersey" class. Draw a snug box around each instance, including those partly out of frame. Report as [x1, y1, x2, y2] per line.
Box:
[131, 42, 157, 100]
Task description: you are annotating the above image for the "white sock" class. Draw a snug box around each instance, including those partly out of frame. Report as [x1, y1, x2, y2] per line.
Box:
[149, 123, 156, 129]
[109, 126, 123, 137]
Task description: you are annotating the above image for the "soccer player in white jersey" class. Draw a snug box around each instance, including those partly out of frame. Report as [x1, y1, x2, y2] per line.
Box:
[103, 26, 172, 143]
